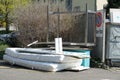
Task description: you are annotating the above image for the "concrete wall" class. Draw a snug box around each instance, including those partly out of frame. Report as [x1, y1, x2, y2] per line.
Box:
[96, 0, 107, 10]
[72, 0, 107, 11]
[72, 0, 95, 11]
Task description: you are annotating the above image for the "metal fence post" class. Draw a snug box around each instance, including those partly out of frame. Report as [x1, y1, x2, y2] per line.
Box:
[85, 3, 88, 45]
[46, 5, 49, 42]
[57, 7, 60, 38]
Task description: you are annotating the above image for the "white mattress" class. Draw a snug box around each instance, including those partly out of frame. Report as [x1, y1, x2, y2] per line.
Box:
[5, 48, 83, 63]
[6, 48, 64, 63]
[3, 55, 81, 72]
[6, 48, 90, 58]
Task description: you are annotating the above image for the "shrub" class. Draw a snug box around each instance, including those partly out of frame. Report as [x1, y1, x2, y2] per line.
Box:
[14, 2, 85, 47]
[14, 3, 48, 47]
[0, 41, 9, 59]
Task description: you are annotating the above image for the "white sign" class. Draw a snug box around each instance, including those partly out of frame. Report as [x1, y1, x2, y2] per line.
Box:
[111, 12, 120, 23]
[110, 9, 120, 24]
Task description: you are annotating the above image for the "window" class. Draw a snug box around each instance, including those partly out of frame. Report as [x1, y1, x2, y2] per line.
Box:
[44, 0, 46, 3]
[74, 6, 80, 12]
[66, 0, 72, 11]
[60, 0, 64, 2]
[51, 0, 57, 4]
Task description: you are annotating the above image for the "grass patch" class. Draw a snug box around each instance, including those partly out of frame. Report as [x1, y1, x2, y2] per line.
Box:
[0, 41, 9, 59]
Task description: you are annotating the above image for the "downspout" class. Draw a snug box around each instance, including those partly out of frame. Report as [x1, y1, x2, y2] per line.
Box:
[95, 0, 97, 11]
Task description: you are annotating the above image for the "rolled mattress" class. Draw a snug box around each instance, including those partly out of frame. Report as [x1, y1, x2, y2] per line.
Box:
[3, 55, 81, 72]
[5, 48, 84, 63]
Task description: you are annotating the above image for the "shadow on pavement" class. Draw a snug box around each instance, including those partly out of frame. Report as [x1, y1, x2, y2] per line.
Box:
[0, 60, 30, 70]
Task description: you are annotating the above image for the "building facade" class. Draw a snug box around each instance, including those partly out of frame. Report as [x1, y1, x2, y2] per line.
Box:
[72, 0, 107, 11]
[31, 0, 108, 11]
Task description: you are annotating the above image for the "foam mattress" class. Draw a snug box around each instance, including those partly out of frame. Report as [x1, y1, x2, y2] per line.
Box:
[6, 48, 90, 58]
[5, 48, 83, 63]
[4, 55, 81, 72]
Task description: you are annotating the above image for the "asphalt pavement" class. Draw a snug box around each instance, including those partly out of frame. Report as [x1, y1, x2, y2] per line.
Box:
[0, 60, 120, 80]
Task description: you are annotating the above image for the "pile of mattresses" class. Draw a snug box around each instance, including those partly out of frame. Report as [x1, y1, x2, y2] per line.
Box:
[3, 48, 90, 72]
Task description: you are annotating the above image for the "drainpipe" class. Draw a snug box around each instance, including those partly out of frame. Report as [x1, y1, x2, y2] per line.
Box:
[102, 9, 106, 63]
[95, 0, 97, 11]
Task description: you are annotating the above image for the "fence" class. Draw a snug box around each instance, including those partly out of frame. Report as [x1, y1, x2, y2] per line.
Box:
[37, 6, 96, 47]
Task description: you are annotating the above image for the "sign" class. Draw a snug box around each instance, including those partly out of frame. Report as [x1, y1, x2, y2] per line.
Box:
[96, 10, 104, 37]
[110, 9, 120, 24]
[96, 12, 102, 27]
[111, 12, 120, 23]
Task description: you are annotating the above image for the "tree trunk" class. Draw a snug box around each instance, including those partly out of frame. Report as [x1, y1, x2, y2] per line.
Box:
[5, 3, 9, 33]
[5, 13, 9, 33]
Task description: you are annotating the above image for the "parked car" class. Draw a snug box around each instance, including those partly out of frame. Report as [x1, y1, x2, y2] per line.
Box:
[0, 32, 19, 47]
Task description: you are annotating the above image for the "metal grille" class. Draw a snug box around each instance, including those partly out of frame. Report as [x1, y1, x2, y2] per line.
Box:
[46, 10, 96, 47]
[106, 25, 120, 59]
